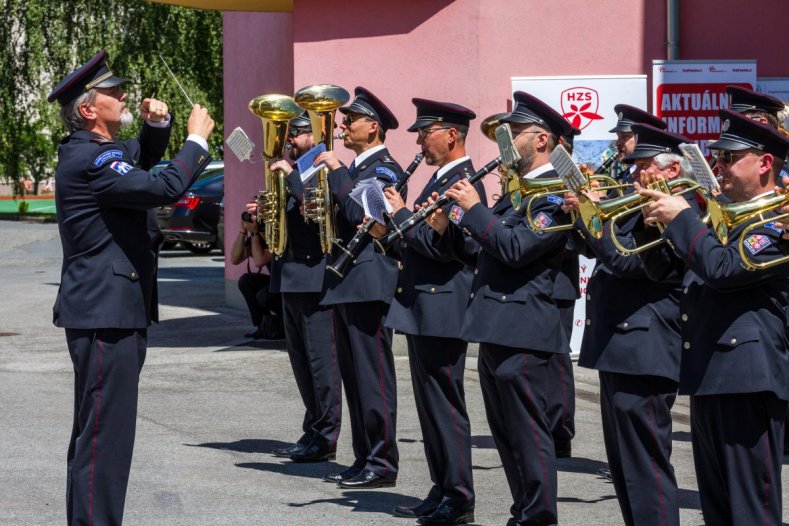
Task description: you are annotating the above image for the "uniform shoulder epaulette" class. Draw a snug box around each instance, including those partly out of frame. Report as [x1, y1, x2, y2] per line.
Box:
[89, 137, 115, 145]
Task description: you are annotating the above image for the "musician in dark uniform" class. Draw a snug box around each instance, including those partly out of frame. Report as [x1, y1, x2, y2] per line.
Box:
[259, 111, 342, 463]
[425, 91, 572, 525]
[609, 105, 668, 185]
[314, 87, 403, 489]
[380, 99, 485, 524]
[563, 125, 695, 526]
[640, 110, 789, 526]
[47, 50, 213, 525]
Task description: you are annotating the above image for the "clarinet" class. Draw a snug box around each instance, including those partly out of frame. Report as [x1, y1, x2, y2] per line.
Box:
[593, 150, 620, 175]
[377, 156, 502, 250]
[326, 152, 424, 278]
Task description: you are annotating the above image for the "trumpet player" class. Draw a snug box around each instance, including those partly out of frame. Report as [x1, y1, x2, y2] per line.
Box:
[639, 110, 789, 526]
[563, 124, 694, 526]
[313, 87, 404, 489]
[609, 105, 669, 185]
[378, 99, 484, 524]
[424, 91, 573, 526]
[254, 111, 343, 463]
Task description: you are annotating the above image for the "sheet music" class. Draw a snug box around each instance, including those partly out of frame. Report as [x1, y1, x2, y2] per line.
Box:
[679, 143, 721, 193]
[350, 179, 391, 224]
[297, 143, 327, 184]
[550, 145, 586, 193]
[225, 127, 255, 162]
[494, 123, 521, 169]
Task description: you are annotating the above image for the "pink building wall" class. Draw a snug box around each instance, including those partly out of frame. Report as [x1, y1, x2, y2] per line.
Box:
[222, 0, 788, 294]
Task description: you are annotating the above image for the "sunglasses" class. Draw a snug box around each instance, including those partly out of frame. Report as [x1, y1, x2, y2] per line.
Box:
[288, 127, 310, 138]
[713, 150, 755, 164]
[341, 115, 372, 126]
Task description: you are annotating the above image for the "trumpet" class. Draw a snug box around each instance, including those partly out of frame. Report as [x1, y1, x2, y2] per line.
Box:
[727, 193, 789, 270]
[326, 152, 424, 277]
[525, 174, 631, 233]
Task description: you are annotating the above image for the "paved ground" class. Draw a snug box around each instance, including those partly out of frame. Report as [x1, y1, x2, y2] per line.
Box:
[0, 220, 786, 525]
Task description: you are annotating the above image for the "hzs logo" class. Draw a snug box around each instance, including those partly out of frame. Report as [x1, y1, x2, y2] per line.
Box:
[560, 87, 603, 130]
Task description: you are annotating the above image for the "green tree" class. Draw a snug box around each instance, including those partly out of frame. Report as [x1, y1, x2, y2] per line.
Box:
[0, 0, 224, 195]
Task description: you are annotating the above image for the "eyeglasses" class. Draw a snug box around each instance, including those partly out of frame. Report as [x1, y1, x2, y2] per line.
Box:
[713, 150, 756, 164]
[417, 126, 451, 139]
[341, 115, 372, 126]
[513, 130, 543, 140]
[288, 127, 310, 138]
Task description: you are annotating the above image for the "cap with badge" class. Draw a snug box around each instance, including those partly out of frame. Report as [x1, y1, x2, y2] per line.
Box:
[47, 50, 128, 106]
[289, 110, 311, 136]
[622, 124, 690, 161]
[608, 104, 667, 133]
[726, 85, 785, 116]
[501, 91, 572, 138]
[710, 109, 789, 159]
[339, 86, 399, 132]
[408, 98, 476, 132]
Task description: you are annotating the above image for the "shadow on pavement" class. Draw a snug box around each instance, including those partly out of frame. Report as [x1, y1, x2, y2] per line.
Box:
[187, 438, 293, 454]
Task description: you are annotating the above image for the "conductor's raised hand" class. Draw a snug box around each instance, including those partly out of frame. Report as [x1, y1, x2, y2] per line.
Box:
[187, 104, 215, 140]
[140, 98, 169, 123]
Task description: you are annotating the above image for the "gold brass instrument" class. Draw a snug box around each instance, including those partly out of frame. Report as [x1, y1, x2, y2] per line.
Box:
[524, 174, 630, 233]
[293, 84, 350, 253]
[606, 178, 702, 255]
[248, 94, 303, 256]
[727, 193, 789, 270]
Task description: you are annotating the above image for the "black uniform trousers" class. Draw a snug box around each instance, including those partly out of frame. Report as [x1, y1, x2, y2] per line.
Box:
[478, 343, 557, 526]
[691, 392, 786, 526]
[65, 328, 147, 526]
[407, 335, 474, 507]
[282, 292, 341, 449]
[238, 273, 281, 328]
[599, 371, 679, 526]
[334, 301, 398, 478]
[547, 300, 576, 446]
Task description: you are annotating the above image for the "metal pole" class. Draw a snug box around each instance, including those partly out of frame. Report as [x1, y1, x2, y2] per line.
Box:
[667, 0, 680, 60]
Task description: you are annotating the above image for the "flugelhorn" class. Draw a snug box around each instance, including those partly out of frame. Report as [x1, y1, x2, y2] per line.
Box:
[327, 152, 424, 277]
[248, 94, 303, 256]
[294, 84, 350, 253]
[727, 193, 789, 270]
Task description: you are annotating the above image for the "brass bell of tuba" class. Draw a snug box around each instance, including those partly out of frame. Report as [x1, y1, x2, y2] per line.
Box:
[294, 84, 350, 254]
[722, 192, 789, 270]
[248, 94, 303, 257]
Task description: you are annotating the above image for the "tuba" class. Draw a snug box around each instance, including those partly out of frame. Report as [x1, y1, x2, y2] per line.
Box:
[294, 84, 350, 253]
[721, 193, 789, 270]
[248, 94, 303, 256]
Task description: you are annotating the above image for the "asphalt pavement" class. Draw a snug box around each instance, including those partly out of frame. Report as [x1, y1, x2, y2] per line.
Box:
[0, 220, 786, 525]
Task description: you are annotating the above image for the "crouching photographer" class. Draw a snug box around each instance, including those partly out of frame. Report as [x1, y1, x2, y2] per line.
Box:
[230, 208, 284, 339]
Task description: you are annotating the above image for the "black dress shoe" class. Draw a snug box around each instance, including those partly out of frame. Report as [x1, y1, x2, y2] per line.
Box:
[417, 503, 474, 525]
[554, 438, 572, 458]
[338, 469, 396, 489]
[392, 499, 440, 518]
[272, 443, 305, 458]
[290, 443, 336, 463]
[322, 463, 363, 483]
[597, 467, 613, 481]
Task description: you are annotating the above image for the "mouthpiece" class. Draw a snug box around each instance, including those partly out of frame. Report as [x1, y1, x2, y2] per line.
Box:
[333, 133, 346, 140]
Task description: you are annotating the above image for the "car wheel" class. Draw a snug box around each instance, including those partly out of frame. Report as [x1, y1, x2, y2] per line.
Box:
[187, 241, 215, 254]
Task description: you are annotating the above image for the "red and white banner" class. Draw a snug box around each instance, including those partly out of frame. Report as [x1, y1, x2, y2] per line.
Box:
[652, 60, 757, 156]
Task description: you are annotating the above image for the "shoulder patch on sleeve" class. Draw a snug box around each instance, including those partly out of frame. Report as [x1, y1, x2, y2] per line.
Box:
[763, 221, 783, 234]
[376, 166, 398, 182]
[109, 161, 134, 176]
[448, 205, 465, 225]
[743, 234, 772, 255]
[93, 149, 124, 167]
[532, 211, 553, 233]
[547, 195, 565, 206]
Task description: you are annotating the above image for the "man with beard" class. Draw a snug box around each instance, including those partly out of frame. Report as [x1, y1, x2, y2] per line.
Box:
[379, 99, 485, 524]
[425, 91, 572, 525]
[257, 110, 342, 462]
[47, 50, 214, 524]
[314, 87, 403, 488]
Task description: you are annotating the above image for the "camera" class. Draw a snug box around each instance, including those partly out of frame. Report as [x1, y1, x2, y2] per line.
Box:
[241, 211, 253, 223]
